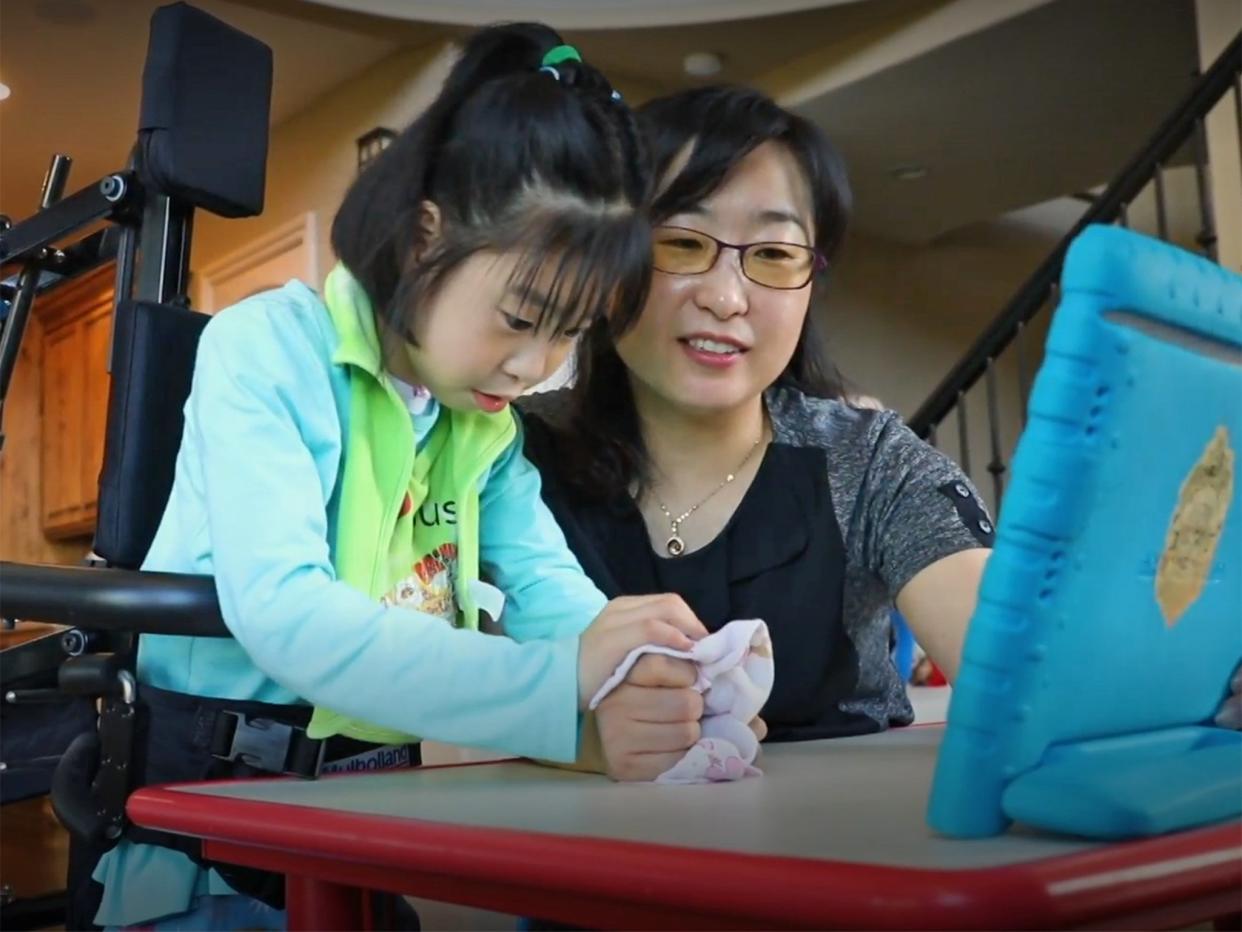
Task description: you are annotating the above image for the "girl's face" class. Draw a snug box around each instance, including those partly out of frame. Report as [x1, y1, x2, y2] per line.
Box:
[616, 141, 816, 417]
[388, 250, 583, 414]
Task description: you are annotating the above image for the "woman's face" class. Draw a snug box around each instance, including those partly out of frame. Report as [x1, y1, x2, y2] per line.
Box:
[616, 141, 816, 416]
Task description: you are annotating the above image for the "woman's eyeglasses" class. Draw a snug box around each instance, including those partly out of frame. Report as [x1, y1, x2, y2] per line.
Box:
[651, 226, 826, 290]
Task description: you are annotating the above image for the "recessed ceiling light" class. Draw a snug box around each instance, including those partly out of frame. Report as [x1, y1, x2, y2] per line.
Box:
[889, 164, 929, 181]
[0, 83, 9, 101]
[683, 52, 724, 77]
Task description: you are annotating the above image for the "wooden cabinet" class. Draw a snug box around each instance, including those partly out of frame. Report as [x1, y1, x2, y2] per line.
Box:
[38, 266, 113, 539]
[81, 304, 114, 515]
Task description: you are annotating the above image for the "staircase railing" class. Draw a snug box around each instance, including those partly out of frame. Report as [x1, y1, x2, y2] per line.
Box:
[909, 33, 1242, 510]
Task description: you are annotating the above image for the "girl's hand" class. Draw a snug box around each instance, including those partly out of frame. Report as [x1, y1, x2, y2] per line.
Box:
[577, 594, 707, 711]
[593, 657, 769, 781]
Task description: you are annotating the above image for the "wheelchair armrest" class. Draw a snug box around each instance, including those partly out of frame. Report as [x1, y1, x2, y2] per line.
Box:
[0, 562, 229, 637]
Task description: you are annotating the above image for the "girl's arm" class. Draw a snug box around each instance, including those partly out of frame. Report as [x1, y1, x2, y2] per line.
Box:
[191, 309, 582, 761]
[478, 425, 608, 641]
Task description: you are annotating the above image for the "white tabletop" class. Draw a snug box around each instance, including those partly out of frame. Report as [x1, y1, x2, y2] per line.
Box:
[908, 685, 951, 723]
[173, 725, 1095, 870]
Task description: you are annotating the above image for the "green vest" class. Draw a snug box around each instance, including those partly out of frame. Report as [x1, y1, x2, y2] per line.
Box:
[307, 265, 516, 743]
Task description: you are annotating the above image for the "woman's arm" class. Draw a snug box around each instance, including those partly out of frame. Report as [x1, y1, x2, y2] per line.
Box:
[897, 547, 1242, 730]
[895, 547, 989, 683]
[850, 411, 995, 687]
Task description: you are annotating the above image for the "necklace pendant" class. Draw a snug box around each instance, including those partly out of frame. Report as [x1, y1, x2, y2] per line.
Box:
[666, 533, 686, 557]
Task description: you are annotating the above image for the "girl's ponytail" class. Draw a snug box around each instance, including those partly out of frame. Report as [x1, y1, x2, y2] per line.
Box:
[332, 23, 646, 337]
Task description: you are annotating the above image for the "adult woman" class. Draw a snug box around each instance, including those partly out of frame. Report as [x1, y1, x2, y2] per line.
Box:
[521, 85, 992, 780]
[525, 84, 1242, 781]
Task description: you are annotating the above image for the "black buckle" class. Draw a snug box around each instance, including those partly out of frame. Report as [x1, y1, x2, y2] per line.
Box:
[212, 712, 325, 778]
[95, 669, 139, 842]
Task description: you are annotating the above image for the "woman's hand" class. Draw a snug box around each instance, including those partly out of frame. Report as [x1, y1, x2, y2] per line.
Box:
[577, 594, 707, 711]
[1216, 663, 1242, 729]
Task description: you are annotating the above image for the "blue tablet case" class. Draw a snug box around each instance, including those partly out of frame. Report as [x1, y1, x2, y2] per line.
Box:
[928, 225, 1242, 839]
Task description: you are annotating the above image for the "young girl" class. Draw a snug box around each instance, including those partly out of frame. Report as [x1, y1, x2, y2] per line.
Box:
[84, 23, 705, 929]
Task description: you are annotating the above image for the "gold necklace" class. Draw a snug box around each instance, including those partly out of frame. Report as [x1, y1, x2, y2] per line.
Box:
[653, 434, 764, 557]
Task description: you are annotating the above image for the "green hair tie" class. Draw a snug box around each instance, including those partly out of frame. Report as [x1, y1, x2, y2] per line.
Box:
[541, 45, 582, 67]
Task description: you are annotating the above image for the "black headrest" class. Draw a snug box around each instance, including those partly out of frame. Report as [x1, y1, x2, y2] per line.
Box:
[137, 3, 273, 218]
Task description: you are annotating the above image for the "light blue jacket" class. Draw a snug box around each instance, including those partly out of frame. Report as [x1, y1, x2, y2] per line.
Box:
[93, 279, 606, 926]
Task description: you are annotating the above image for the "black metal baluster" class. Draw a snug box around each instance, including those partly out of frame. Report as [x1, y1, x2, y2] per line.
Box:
[1153, 161, 1170, 241]
[1192, 115, 1218, 260]
[956, 391, 972, 478]
[985, 358, 1006, 508]
[1014, 320, 1029, 430]
[1234, 72, 1242, 158]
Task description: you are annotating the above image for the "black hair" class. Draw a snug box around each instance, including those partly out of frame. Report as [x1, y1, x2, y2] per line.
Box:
[331, 23, 651, 349]
[558, 85, 853, 500]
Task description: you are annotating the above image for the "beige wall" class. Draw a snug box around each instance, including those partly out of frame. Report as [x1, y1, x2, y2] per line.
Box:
[820, 209, 1070, 513]
[825, 159, 1213, 515]
[188, 41, 664, 295]
[825, 224, 1052, 413]
[189, 40, 458, 291]
[763, 0, 1054, 107]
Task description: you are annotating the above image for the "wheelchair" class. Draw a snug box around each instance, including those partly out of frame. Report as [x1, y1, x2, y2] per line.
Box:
[1, 3, 270, 925]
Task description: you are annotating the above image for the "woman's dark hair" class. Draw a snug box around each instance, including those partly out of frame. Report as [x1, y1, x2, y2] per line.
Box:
[332, 23, 651, 345]
[557, 84, 852, 500]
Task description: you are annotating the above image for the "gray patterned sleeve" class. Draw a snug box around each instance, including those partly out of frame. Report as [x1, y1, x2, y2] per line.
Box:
[856, 412, 995, 597]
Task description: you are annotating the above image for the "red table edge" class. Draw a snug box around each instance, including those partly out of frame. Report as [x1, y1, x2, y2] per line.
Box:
[127, 783, 1242, 929]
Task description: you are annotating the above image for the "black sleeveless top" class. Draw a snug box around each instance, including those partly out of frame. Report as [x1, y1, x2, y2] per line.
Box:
[520, 385, 994, 742]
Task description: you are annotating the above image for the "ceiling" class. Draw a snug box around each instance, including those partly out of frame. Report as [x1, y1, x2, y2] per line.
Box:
[304, 0, 872, 29]
[321, 0, 1204, 242]
[550, 0, 948, 96]
[794, 0, 1202, 240]
[0, 0, 1208, 243]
